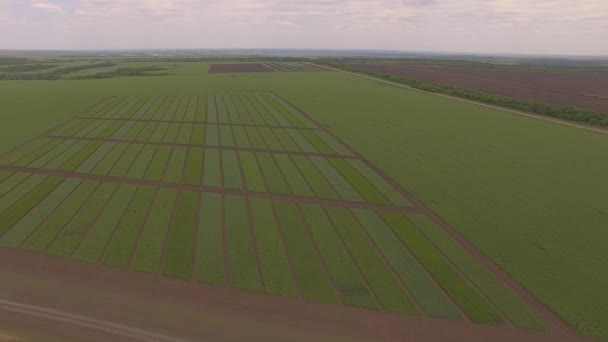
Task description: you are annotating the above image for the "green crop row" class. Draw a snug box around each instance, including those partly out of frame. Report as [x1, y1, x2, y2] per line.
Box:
[219, 125, 235, 147]
[196, 193, 225, 285]
[221, 150, 243, 190]
[330, 158, 389, 205]
[163, 191, 198, 279]
[182, 147, 203, 185]
[143, 146, 171, 181]
[91, 143, 129, 175]
[310, 156, 362, 202]
[255, 153, 290, 194]
[0, 174, 45, 215]
[165, 146, 187, 183]
[202, 149, 221, 187]
[273, 154, 312, 197]
[239, 151, 265, 192]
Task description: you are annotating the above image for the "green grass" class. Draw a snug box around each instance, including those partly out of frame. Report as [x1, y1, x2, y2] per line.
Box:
[380, 211, 502, 323]
[225, 195, 263, 291]
[245, 127, 267, 149]
[191, 123, 206, 145]
[122, 122, 146, 141]
[329, 158, 389, 205]
[29, 139, 77, 168]
[0, 173, 31, 198]
[47, 183, 119, 256]
[327, 207, 418, 313]
[274, 200, 336, 303]
[291, 155, 338, 200]
[9, 139, 63, 167]
[255, 153, 290, 194]
[346, 159, 411, 207]
[162, 123, 181, 143]
[202, 149, 222, 187]
[232, 126, 251, 148]
[98, 120, 124, 138]
[271, 128, 300, 152]
[205, 125, 219, 146]
[135, 122, 158, 141]
[196, 96, 207, 122]
[144, 146, 171, 181]
[44, 141, 88, 170]
[300, 130, 335, 154]
[352, 209, 460, 318]
[22, 180, 98, 251]
[314, 131, 352, 156]
[182, 147, 203, 185]
[110, 120, 135, 139]
[310, 157, 362, 202]
[196, 193, 225, 285]
[221, 150, 243, 189]
[273, 154, 313, 197]
[301, 204, 378, 309]
[257, 127, 284, 150]
[0, 176, 64, 242]
[132, 188, 176, 273]
[206, 95, 218, 123]
[219, 125, 235, 147]
[74, 184, 137, 262]
[238, 151, 265, 192]
[0, 174, 46, 214]
[250, 198, 297, 297]
[149, 122, 169, 142]
[163, 191, 198, 279]
[0, 140, 47, 165]
[59, 141, 103, 172]
[108, 143, 143, 177]
[165, 146, 187, 183]
[177, 123, 193, 144]
[407, 214, 544, 329]
[104, 186, 156, 267]
[286, 129, 317, 152]
[76, 142, 114, 173]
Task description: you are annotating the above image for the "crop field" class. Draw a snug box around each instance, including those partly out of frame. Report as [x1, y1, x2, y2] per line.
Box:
[0, 90, 548, 330]
[209, 62, 324, 73]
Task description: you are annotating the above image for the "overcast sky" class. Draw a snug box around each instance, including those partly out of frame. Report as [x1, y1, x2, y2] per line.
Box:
[0, 0, 606, 55]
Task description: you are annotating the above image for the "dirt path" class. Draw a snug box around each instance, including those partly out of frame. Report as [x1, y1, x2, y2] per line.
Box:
[314, 64, 608, 136]
[0, 248, 592, 342]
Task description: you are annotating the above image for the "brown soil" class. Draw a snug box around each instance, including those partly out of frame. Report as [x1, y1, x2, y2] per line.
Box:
[0, 248, 593, 342]
[209, 64, 275, 74]
[350, 63, 608, 112]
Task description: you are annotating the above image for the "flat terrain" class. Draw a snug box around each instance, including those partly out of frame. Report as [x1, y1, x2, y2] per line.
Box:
[0, 61, 607, 340]
[348, 63, 608, 112]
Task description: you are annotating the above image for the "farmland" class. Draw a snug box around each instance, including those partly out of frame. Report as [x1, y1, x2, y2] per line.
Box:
[0, 59, 607, 341]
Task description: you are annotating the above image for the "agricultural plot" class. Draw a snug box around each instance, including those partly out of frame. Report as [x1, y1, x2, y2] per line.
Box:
[0, 92, 545, 330]
[209, 62, 324, 74]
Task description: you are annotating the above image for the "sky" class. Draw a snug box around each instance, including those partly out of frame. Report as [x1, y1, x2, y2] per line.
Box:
[0, 0, 607, 55]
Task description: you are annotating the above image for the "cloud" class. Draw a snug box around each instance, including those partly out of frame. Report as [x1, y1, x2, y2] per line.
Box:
[0, 0, 606, 55]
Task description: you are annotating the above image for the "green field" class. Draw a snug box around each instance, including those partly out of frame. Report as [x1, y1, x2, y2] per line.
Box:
[0, 61, 606, 339]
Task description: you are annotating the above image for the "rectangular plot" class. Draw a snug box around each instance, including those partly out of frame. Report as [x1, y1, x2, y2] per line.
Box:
[205, 125, 219, 146]
[29, 140, 77, 168]
[104, 186, 156, 268]
[22, 180, 98, 252]
[195, 96, 207, 122]
[274, 154, 313, 197]
[191, 124, 205, 145]
[291, 156, 339, 200]
[61, 120, 91, 137]
[0, 176, 63, 242]
[132, 97, 159, 120]
[140, 97, 164, 120]
[120, 98, 148, 119]
[47, 183, 118, 256]
[250, 198, 297, 297]
[272, 128, 300, 152]
[177, 123, 194, 144]
[149, 122, 170, 143]
[196, 193, 224, 285]
[91, 143, 128, 175]
[10, 140, 63, 168]
[240, 96, 267, 125]
[184, 96, 198, 122]
[98, 120, 126, 139]
[0, 173, 32, 199]
[151, 97, 173, 120]
[102, 98, 135, 119]
[76, 120, 106, 138]
[258, 127, 284, 150]
[76, 142, 115, 174]
[163, 191, 198, 279]
[202, 149, 222, 187]
[182, 147, 203, 185]
[260, 94, 305, 127]
[165, 147, 187, 183]
[250, 97, 280, 126]
[122, 121, 147, 141]
[218, 125, 235, 147]
[144, 146, 172, 181]
[162, 123, 181, 143]
[136, 122, 158, 142]
[245, 127, 267, 149]
[286, 129, 317, 153]
[44, 141, 88, 170]
[231, 126, 251, 148]
[267, 94, 317, 128]
[316, 131, 352, 156]
[110, 120, 136, 139]
[86, 120, 113, 138]
[0, 171, 12, 184]
[274, 201, 336, 302]
[221, 150, 243, 190]
[223, 95, 241, 124]
[132, 188, 177, 273]
[0, 140, 48, 166]
[300, 130, 335, 154]
[225, 195, 263, 291]
[173, 96, 190, 121]
[327, 207, 417, 313]
[0, 174, 45, 215]
[108, 143, 144, 177]
[256, 153, 290, 194]
[239, 151, 265, 192]
[206, 95, 218, 123]
[60, 141, 103, 172]
[216, 95, 230, 124]
[254, 95, 290, 126]
[311, 157, 362, 202]
[127, 145, 157, 179]
[347, 159, 411, 207]
[50, 119, 84, 136]
[74, 184, 137, 262]
[162, 96, 183, 121]
[330, 158, 389, 205]
[354, 209, 459, 317]
[231, 95, 253, 125]
[408, 214, 544, 329]
[381, 212, 502, 324]
[301, 204, 378, 309]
